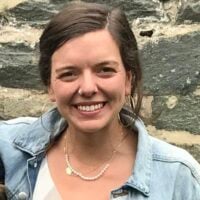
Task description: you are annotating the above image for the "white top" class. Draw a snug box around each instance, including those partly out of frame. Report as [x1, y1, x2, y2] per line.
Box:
[33, 157, 62, 200]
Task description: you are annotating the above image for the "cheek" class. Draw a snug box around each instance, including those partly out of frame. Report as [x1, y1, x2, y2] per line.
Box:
[50, 82, 73, 103]
[104, 79, 127, 101]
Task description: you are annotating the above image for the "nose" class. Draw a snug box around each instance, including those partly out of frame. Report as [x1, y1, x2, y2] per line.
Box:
[79, 71, 98, 97]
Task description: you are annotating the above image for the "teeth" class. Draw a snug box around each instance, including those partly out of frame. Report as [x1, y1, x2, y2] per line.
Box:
[77, 103, 103, 112]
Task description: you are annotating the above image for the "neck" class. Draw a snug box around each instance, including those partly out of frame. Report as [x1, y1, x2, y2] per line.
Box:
[65, 122, 126, 166]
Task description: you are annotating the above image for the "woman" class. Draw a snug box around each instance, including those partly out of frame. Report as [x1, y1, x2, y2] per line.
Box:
[0, 1, 200, 199]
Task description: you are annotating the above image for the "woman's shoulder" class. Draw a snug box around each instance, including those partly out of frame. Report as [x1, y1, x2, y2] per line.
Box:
[142, 136, 200, 198]
[150, 136, 200, 183]
[0, 117, 37, 142]
[134, 118, 200, 184]
[150, 136, 198, 163]
[135, 118, 200, 173]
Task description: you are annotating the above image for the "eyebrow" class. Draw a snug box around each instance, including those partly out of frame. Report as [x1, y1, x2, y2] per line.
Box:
[55, 66, 76, 74]
[55, 60, 119, 73]
[94, 60, 119, 67]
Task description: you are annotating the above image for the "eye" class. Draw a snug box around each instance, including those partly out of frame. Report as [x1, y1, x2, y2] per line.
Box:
[97, 66, 116, 77]
[57, 70, 78, 81]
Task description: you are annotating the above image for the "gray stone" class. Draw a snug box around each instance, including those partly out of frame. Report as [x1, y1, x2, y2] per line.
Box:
[3, 0, 61, 28]
[3, 0, 160, 28]
[83, 0, 160, 20]
[152, 95, 200, 134]
[176, 0, 200, 23]
[0, 42, 43, 90]
[142, 31, 200, 95]
[0, 14, 9, 26]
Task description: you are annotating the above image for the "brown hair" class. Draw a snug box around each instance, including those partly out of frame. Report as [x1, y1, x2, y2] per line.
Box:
[39, 1, 142, 118]
[0, 184, 7, 200]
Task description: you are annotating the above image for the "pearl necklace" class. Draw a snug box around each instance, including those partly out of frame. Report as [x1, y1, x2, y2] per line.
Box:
[64, 131, 127, 181]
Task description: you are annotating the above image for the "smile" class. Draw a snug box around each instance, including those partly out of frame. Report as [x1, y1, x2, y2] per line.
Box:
[77, 103, 104, 112]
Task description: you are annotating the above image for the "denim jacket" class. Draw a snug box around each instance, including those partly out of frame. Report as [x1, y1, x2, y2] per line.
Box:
[0, 108, 200, 200]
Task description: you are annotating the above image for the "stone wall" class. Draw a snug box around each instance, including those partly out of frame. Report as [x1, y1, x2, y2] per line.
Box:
[0, 0, 200, 162]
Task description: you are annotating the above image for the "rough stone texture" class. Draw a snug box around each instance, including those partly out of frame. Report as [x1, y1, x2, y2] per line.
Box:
[1, 0, 160, 28]
[0, 87, 52, 119]
[0, 42, 42, 90]
[0, 0, 26, 12]
[0, 0, 200, 160]
[176, 0, 200, 23]
[83, 0, 160, 20]
[152, 95, 200, 134]
[6, 0, 61, 28]
[134, 20, 200, 134]
[142, 31, 200, 96]
[159, 0, 200, 23]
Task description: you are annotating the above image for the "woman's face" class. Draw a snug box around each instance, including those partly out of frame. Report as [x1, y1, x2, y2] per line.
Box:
[49, 29, 132, 133]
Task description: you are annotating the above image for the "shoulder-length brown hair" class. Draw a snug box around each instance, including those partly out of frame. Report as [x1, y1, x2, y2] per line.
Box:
[39, 1, 143, 118]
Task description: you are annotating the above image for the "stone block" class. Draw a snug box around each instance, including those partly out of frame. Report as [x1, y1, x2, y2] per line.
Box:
[152, 95, 200, 134]
[0, 42, 43, 90]
[142, 31, 200, 95]
[2, 0, 61, 28]
[83, 0, 159, 20]
[0, 87, 52, 119]
[2, 0, 160, 28]
[176, 0, 200, 23]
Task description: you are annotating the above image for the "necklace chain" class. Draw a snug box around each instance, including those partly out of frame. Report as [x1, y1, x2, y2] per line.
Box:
[64, 130, 127, 181]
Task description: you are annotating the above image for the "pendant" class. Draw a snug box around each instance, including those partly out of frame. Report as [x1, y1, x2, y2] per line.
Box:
[66, 166, 73, 175]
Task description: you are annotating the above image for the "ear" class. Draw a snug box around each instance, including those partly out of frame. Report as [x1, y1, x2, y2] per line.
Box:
[125, 70, 132, 96]
[48, 86, 56, 102]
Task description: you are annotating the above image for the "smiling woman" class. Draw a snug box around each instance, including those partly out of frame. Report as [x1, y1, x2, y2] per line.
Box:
[0, 1, 200, 200]
[48, 29, 132, 133]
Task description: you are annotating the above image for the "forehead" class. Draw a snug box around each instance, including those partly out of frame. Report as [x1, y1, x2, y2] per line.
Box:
[51, 29, 122, 66]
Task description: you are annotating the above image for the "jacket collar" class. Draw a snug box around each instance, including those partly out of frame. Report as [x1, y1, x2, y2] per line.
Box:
[13, 107, 152, 196]
[126, 119, 152, 196]
[13, 108, 67, 156]
[119, 111, 152, 197]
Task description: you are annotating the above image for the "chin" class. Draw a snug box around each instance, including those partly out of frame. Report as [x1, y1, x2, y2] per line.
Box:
[79, 125, 106, 133]
[71, 120, 110, 133]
